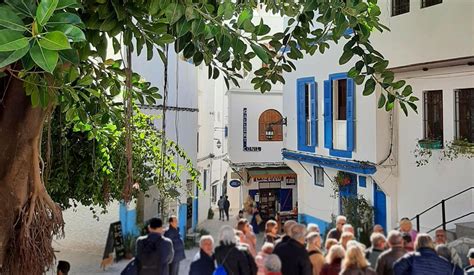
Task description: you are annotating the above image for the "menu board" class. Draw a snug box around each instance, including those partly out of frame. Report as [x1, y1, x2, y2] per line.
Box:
[103, 221, 125, 261]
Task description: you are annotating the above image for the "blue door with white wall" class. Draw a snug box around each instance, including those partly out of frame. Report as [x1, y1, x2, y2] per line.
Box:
[339, 173, 357, 215]
[373, 183, 387, 231]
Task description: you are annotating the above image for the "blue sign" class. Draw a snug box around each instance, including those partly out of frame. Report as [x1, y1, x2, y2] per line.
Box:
[229, 180, 241, 188]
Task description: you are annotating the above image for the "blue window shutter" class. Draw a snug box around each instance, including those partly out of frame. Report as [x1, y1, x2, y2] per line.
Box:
[358, 175, 366, 187]
[323, 80, 332, 149]
[346, 78, 355, 151]
[310, 81, 317, 147]
[297, 80, 306, 151]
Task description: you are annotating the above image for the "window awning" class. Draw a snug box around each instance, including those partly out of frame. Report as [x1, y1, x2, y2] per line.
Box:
[282, 149, 376, 175]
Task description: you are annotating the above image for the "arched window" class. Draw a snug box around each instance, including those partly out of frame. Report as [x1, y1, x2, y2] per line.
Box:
[259, 109, 283, 141]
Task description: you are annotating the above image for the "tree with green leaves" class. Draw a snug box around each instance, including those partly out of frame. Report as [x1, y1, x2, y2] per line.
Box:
[0, 0, 417, 273]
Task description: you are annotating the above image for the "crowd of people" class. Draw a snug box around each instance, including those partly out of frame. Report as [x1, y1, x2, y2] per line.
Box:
[131, 213, 474, 275]
[188, 214, 473, 275]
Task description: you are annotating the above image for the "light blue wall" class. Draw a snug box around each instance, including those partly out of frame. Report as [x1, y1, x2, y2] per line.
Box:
[298, 213, 331, 237]
[119, 202, 139, 236]
[178, 203, 187, 240]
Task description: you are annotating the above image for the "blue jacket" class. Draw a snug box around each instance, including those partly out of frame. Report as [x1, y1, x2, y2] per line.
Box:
[189, 249, 215, 275]
[164, 226, 186, 263]
[393, 248, 452, 275]
[136, 233, 174, 275]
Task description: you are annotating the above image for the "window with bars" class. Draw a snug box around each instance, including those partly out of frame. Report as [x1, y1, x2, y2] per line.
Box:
[455, 88, 474, 143]
[392, 0, 410, 16]
[422, 0, 442, 8]
[423, 90, 443, 141]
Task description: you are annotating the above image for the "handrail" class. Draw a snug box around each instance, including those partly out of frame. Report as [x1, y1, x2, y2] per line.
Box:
[410, 187, 473, 232]
[426, 212, 474, 234]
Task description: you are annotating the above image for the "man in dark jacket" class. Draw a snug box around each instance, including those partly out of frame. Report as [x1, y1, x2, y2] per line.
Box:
[375, 230, 406, 275]
[136, 218, 174, 275]
[274, 220, 297, 249]
[273, 223, 312, 275]
[393, 233, 452, 275]
[223, 196, 230, 221]
[189, 235, 215, 275]
[326, 215, 346, 241]
[164, 216, 186, 275]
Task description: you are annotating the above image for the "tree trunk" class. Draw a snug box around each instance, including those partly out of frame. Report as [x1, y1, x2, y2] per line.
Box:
[0, 72, 63, 274]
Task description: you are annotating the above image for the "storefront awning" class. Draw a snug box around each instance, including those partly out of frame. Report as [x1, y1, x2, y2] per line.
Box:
[247, 168, 295, 179]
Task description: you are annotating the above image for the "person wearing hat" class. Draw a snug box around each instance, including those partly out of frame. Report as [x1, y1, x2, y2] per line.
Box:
[465, 248, 474, 275]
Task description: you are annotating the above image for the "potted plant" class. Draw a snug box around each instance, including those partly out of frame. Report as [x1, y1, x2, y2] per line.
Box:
[418, 139, 443, 149]
[335, 171, 351, 186]
[123, 235, 137, 259]
[452, 139, 474, 153]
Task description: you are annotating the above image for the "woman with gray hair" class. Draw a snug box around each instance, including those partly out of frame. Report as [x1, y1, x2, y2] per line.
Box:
[264, 254, 282, 275]
[214, 225, 257, 275]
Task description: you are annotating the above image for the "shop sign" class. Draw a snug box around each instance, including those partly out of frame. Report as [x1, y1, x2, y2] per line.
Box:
[254, 176, 282, 183]
[229, 179, 241, 188]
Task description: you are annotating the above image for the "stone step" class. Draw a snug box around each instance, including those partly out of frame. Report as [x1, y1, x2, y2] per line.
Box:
[456, 221, 474, 239]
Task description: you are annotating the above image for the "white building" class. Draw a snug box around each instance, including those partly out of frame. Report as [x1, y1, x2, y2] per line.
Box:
[195, 65, 230, 225]
[133, 49, 199, 238]
[282, 0, 474, 236]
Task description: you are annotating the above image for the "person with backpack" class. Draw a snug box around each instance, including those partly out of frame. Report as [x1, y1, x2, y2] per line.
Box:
[214, 225, 257, 275]
[307, 232, 324, 275]
[136, 217, 174, 275]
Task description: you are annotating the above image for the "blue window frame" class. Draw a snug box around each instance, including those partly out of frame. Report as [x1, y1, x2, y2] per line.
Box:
[358, 175, 367, 188]
[323, 73, 355, 158]
[297, 77, 317, 152]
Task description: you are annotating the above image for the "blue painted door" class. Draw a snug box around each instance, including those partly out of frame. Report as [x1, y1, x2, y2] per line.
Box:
[279, 189, 293, 211]
[374, 183, 387, 231]
[339, 173, 357, 215]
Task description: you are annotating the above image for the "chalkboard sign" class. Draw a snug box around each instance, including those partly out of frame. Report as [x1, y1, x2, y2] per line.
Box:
[103, 221, 126, 261]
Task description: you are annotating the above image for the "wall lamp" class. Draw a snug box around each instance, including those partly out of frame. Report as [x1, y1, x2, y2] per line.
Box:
[265, 117, 287, 140]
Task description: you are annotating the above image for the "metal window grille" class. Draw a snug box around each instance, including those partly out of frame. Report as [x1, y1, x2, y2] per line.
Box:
[422, 0, 442, 8]
[423, 90, 443, 141]
[454, 89, 474, 143]
[392, 0, 410, 16]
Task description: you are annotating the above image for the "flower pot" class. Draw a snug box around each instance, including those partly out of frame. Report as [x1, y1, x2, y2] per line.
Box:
[418, 139, 443, 149]
[452, 140, 474, 153]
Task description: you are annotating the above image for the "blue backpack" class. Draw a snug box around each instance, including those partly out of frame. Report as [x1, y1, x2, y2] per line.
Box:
[213, 248, 232, 275]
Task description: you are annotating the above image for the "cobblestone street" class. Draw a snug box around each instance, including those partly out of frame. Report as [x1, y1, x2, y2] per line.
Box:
[53, 209, 263, 274]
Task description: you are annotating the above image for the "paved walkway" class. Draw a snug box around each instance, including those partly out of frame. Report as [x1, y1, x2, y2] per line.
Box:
[54, 208, 263, 274]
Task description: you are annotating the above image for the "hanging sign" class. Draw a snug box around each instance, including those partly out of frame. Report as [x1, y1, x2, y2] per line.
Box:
[229, 180, 241, 188]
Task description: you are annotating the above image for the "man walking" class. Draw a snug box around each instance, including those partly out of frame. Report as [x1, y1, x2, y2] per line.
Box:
[217, 196, 225, 221]
[273, 223, 312, 275]
[223, 195, 230, 221]
[136, 217, 174, 275]
[375, 230, 406, 275]
[164, 216, 186, 275]
[326, 215, 346, 241]
[434, 228, 462, 268]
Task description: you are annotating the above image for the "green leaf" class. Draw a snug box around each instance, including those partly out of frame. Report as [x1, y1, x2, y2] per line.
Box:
[392, 80, 406, 89]
[237, 9, 252, 28]
[0, 30, 29, 52]
[148, 0, 160, 15]
[5, 0, 37, 17]
[56, 0, 78, 9]
[51, 24, 85, 42]
[363, 78, 376, 96]
[250, 43, 269, 64]
[373, 60, 389, 72]
[59, 49, 79, 64]
[29, 43, 58, 73]
[30, 86, 40, 107]
[47, 12, 82, 26]
[399, 101, 408, 116]
[401, 85, 413, 96]
[339, 50, 354, 65]
[77, 75, 93, 86]
[36, 0, 59, 26]
[0, 45, 29, 68]
[378, 93, 386, 108]
[0, 6, 26, 31]
[38, 31, 71, 50]
[39, 87, 49, 108]
[165, 3, 184, 25]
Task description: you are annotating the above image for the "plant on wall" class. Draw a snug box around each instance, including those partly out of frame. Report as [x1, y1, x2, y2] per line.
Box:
[414, 139, 474, 167]
[330, 174, 374, 246]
